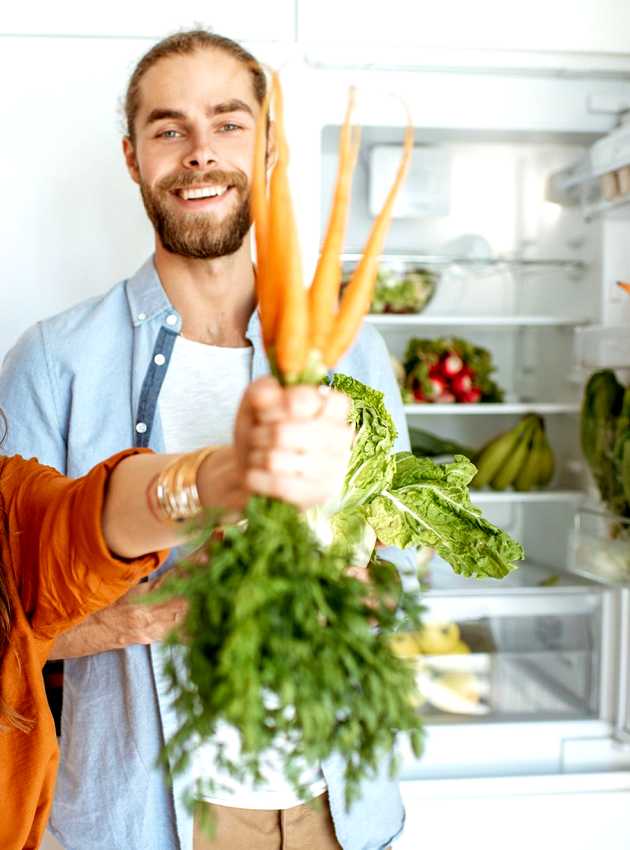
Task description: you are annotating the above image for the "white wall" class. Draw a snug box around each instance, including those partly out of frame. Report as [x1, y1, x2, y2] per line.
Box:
[2, 0, 630, 358]
[0, 4, 294, 356]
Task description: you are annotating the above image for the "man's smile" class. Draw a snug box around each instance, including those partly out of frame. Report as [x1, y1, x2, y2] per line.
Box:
[171, 183, 235, 209]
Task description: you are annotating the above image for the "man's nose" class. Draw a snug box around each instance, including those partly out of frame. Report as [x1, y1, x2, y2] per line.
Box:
[183, 136, 217, 169]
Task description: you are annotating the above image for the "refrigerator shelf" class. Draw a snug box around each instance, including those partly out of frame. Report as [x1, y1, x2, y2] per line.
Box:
[471, 490, 583, 505]
[366, 314, 589, 328]
[404, 403, 580, 416]
[584, 195, 630, 221]
[341, 253, 588, 273]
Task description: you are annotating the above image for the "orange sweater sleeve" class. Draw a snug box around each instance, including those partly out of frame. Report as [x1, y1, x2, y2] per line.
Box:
[1, 448, 169, 641]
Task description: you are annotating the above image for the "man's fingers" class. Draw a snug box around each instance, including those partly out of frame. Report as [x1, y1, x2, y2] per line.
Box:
[248, 448, 349, 479]
[244, 376, 286, 424]
[249, 419, 354, 452]
[246, 468, 343, 509]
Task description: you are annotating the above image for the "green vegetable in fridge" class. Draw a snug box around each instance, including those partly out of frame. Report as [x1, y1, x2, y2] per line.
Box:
[404, 337, 504, 403]
[370, 267, 437, 314]
[581, 369, 625, 512]
[366, 452, 524, 579]
[409, 427, 476, 460]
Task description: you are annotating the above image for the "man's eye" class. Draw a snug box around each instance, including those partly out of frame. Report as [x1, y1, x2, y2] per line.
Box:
[159, 129, 182, 139]
[218, 122, 241, 133]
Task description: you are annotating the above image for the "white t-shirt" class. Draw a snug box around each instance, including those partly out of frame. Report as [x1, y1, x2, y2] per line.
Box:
[158, 334, 326, 809]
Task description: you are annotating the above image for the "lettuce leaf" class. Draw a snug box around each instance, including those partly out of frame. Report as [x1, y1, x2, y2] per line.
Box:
[331, 373, 397, 508]
[367, 452, 523, 578]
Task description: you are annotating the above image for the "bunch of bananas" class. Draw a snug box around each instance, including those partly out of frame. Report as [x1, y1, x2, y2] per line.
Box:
[472, 414, 555, 491]
[389, 622, 471, 657]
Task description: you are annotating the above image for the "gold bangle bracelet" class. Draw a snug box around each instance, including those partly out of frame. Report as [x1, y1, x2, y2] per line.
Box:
[154, 446, 221, 524]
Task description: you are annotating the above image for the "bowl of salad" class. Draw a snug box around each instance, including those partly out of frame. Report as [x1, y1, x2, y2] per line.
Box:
[343, 261, 438, 314]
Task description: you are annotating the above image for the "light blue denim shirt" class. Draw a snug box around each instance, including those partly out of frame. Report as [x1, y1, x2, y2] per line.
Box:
[0, 258, 413, 850]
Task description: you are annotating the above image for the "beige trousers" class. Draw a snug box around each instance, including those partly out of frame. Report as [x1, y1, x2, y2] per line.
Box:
[192, 793, 343, 850]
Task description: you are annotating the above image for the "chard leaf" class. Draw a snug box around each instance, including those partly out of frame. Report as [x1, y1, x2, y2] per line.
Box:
[366, 452, 524, 579]
[331, 374, 397, 507]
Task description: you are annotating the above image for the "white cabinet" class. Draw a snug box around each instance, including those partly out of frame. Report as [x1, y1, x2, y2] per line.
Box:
[298, 0, 630, 54]
[0, 0, 295, 41]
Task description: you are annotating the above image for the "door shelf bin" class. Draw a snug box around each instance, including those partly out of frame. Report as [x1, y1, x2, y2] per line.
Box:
[575, 325, 630, 375]
[568, 508, 630, 585]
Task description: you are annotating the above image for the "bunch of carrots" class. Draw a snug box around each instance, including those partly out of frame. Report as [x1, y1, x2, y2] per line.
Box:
[252, 73, 413, 382]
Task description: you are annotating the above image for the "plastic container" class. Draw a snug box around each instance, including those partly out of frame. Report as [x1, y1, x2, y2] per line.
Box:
[574, 325, 630, 374]
[568, 508, 630, 585]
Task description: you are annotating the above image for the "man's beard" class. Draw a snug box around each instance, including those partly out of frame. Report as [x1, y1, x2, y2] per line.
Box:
[139, 169, 251, 260]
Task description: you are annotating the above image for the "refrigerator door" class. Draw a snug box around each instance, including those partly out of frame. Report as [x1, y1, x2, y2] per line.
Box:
[397, 773, 630, 850]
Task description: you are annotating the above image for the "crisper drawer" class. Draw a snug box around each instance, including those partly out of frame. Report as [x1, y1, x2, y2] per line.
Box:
[409, 562, 611, 723]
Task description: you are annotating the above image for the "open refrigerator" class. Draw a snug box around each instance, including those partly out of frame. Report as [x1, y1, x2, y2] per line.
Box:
[310, 62, 630, 847]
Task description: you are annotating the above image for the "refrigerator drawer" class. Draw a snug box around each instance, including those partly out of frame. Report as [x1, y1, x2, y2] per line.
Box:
[407, 563, 610, 722]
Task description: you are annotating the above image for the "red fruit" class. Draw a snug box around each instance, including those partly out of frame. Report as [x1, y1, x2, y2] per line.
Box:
[428, 363, 445, 380]
[428, 377, 447, 399]
[442, 353, 464, 377]
[413, 388, 426, 402]
[459, 388, 482, 404]
[451, 372, 473, 396]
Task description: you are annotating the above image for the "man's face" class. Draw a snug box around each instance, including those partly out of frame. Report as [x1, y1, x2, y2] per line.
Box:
[124, 49, 260, 259]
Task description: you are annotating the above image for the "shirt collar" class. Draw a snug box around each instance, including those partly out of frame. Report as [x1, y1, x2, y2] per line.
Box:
[125, 255, 264, 346]
[126, 256, 176, 327]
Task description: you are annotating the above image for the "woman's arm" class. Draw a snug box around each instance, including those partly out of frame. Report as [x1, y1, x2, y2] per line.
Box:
[102, 377, 351, 558]
[8, 378, 352, 642]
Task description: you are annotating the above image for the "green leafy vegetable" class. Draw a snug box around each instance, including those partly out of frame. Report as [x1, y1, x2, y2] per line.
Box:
[581, 369, 626, 514]
[409, 426, 476, 460]
[367, 452, 523, 579]
[157, 496, 424, 811]
[331, 373, 397, 508]
[155, 373, 522, 823]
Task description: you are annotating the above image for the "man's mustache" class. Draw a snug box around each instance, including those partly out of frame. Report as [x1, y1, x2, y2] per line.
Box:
[157, 170, 248, 193]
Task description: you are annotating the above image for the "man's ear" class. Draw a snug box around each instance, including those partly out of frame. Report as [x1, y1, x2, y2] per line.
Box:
[265, 121, 278, 173]
[122, 137, 141, 185]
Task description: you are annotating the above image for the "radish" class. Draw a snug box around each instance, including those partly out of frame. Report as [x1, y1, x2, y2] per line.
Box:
[442, 353, 464, 377]
[437, 391, 456, 404]
[428, 377, 447, 399]
[451, 372, 473, 397]
[459, 388, 482, 404]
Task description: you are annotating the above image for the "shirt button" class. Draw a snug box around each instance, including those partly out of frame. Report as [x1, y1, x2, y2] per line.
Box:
[166, 314, 178, 326]
[136, 422, 147, 434]
[154, 353, 166, 366]
[137, 312, 147, 322]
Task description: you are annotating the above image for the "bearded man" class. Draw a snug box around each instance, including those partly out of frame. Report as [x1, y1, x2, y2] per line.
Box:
[0, 30, 413, 850]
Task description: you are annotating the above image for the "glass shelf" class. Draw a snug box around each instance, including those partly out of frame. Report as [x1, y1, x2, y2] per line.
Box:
[366, 315, 589, 328]
[583, 195, 630, 221]
[341, 253, 588, 273]
[404, 403, 581, 416]
[471, 490, 583, 506]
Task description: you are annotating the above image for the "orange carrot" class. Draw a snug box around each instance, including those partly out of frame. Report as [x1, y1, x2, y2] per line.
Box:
[617, 281, 630, 295]
[324, 124, 413, 367]
[308, 89, 360, 355]
[251, 84, 275, 346]
[249, 72, 413, 383]
[267, 72, 309, 380]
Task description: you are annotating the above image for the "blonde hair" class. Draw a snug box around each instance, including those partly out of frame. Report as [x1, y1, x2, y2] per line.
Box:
[124, 29, 267, 145]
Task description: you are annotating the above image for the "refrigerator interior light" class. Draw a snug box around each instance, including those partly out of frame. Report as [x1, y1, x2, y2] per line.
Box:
[369, 143, 450, 219]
